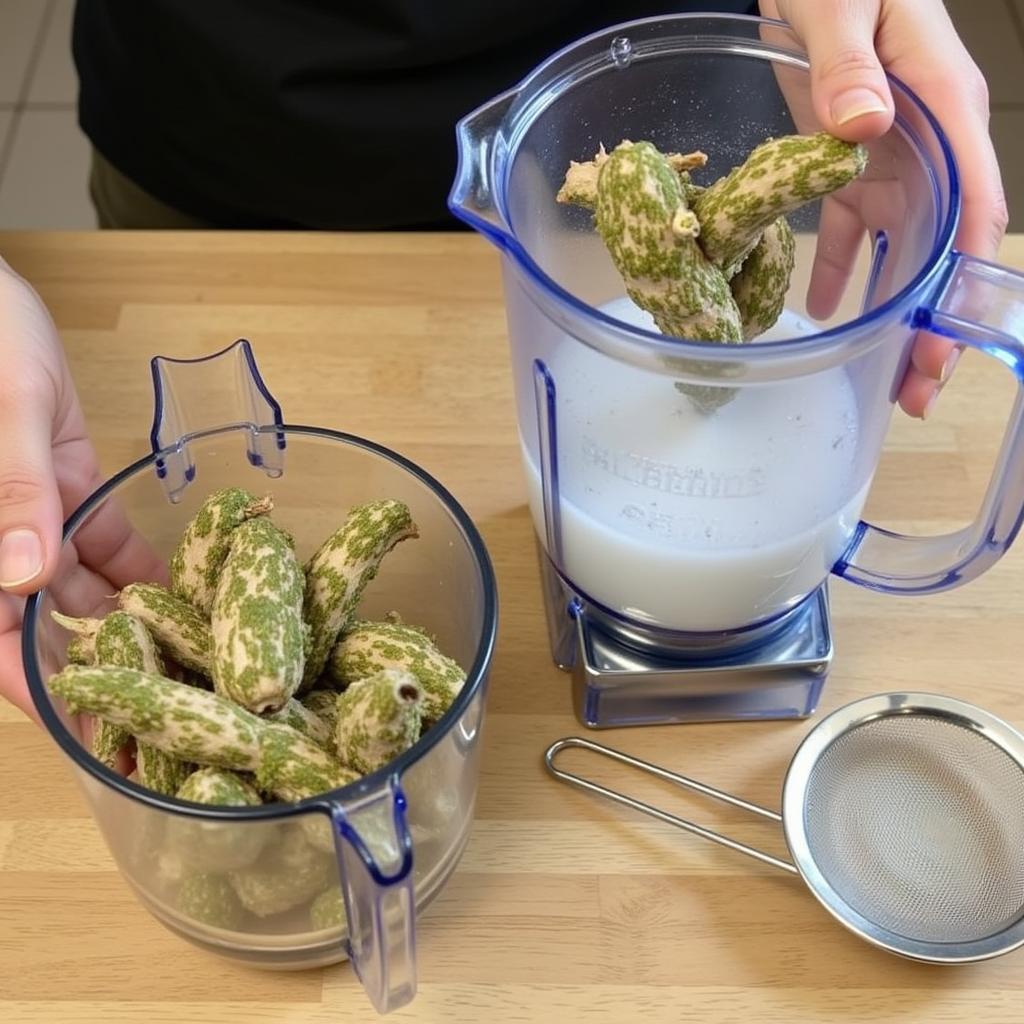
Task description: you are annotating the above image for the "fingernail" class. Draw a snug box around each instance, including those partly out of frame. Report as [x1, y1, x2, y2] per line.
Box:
[922, 388, 940, 421]
[0, 528, 44, 588]
[832, 88, 888, 126]
[940, 345, 964, 384]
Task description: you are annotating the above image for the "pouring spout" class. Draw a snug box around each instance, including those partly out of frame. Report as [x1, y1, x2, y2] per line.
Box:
[447, 88, 518, 248]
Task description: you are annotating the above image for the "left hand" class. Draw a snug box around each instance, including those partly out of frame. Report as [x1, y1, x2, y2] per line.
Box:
[761, 0, 1009, 418]
[0, 257, 164, 725]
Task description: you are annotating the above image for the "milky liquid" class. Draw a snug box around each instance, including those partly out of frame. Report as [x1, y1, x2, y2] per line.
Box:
[521, 299, 872, 632]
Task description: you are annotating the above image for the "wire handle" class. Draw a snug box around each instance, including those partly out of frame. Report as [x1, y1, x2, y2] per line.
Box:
[544, 736, 798, 874]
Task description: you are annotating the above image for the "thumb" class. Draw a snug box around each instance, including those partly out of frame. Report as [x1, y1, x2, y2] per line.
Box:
[782, 0, 894, 141]
[0, 384, 63, 594]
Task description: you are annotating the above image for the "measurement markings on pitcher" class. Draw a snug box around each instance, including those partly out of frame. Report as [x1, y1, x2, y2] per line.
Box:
[581, 436, 766, 499]
[619, 503, 731, 543]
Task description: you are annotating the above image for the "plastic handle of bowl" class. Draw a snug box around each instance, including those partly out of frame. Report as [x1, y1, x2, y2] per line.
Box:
[834, 251, 1024, 594]
[149, 338, 286, 502]
[447, 88, 517, 245]
[327, 775, 417, 1015]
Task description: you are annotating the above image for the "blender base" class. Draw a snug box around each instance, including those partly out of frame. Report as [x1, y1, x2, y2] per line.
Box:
[538, 552, 832, 728]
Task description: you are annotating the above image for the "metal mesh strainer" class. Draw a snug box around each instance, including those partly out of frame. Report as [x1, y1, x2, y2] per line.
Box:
[545, 693, 1024, 963]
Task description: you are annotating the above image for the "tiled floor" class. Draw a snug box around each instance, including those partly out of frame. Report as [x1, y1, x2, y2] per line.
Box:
[0, 0, 1022, 230]
[0, 0, 93, 228]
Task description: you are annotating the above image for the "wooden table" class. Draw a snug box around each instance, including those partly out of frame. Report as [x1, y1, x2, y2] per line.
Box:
[1, 231, 1022, 1024]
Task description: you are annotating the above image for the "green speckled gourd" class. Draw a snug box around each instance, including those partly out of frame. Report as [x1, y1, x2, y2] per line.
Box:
[177, 765, 264, 807]
[326, 620, 465, 732]
[89, 616, 137, 769]
[263, 697, 334, 750]
[52, 611, 101, 666]
[592, 140, 743, 346]
[118, 582, 213, 676]
[334, 668, 423, 775]
[170, 488, 273, 615]
[229, 824, 337, 918]
[301, 500, 419, 689]
[558, 132, 868, 413]
[94, 610, 164, 673]
[255, 722, 358, 803]
[299, 689, 342, 746]
[563, 140, 742, 413]
[168, 767, 268, 872]
[47, 665, 266, 771]
[692, 132, 867, 277]
[557, 143, 707, 207]
[92, 610, 195, 795]
[66, 635, 95, 665]
[51, 611, 118, 764]
[211, 516, 307, 714]
[135, 742, 196, 798]
[729, 215, 797, 340]
[309, 887, 347, 930]
[176, 872, 247, 930]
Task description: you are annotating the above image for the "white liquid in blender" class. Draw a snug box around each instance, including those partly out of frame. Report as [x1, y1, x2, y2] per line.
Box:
[522, 299, 872, 632]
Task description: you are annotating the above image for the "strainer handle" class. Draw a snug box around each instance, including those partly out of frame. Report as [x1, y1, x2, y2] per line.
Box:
[544, 737, 798, 874]
[834, 251, 1024, 595]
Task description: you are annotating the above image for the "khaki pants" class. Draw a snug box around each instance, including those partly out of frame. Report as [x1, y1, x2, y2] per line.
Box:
[89, 149, 212, 229]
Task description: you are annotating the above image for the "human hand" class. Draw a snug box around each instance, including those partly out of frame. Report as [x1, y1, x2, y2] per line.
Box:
[760, 0, 1009, 417]
[0, 257, 163, 724]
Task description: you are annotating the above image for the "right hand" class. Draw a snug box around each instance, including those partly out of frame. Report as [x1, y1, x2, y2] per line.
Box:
[0, 257, 162, 723]
[761, 0, 1008, 419]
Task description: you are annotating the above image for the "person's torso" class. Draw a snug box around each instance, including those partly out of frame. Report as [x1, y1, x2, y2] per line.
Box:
[74, 0, 758, 228]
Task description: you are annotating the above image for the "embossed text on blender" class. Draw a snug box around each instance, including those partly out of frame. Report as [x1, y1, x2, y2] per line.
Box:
[581, 437, 766, 498]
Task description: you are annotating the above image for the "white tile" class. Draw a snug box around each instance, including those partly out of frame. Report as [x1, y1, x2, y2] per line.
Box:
[27, 0, 77, 104]
[0, 0, 49, 103]
[945, 0, 1024, 106]
[0, 109, 96, 228]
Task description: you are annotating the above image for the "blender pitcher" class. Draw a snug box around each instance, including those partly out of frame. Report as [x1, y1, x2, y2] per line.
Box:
[449, 14, 1024, 726]
[24, 341, 498, 1015]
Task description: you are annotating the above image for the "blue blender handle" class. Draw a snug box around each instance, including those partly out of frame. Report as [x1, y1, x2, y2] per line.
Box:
[150, 340, 419, 1013]
[320, 779, 417, 1014]
[833, 253, 1024, 594]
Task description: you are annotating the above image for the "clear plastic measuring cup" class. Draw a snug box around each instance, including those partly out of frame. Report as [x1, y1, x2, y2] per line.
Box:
[24, 341, 498, 1014]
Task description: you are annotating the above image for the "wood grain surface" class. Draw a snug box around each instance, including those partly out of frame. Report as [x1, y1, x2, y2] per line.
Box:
[1, 231, 1022, 1024]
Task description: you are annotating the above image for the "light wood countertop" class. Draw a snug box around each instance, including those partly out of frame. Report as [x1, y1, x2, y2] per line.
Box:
[1, 231, 1023, 1023]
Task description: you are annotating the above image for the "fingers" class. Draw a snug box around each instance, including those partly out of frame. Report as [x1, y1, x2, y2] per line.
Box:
[806, 194, 867, 320]
[774, 0, 894, 140]
[926, 72, 1007, 262]
[955, 141, 1008, 262]
[0, 593, 38, 723]
[0, 265, 70, 595]
[890, 2, 1007, 261]
[53, 435, 169, 590]
[0, 370, 62, 596]
[873, 3, 1005, 410]
[46, 537, 124, 620]
[70, 499, 169, 592]
[910, 333, 960, 382]
[898, 363, 946, 419]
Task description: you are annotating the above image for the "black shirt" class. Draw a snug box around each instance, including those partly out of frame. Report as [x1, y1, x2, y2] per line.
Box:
[73, 1, 757, 229]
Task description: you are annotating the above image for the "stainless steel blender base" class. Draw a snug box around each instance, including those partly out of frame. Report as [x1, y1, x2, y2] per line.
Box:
[538, 551, 832, 728]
